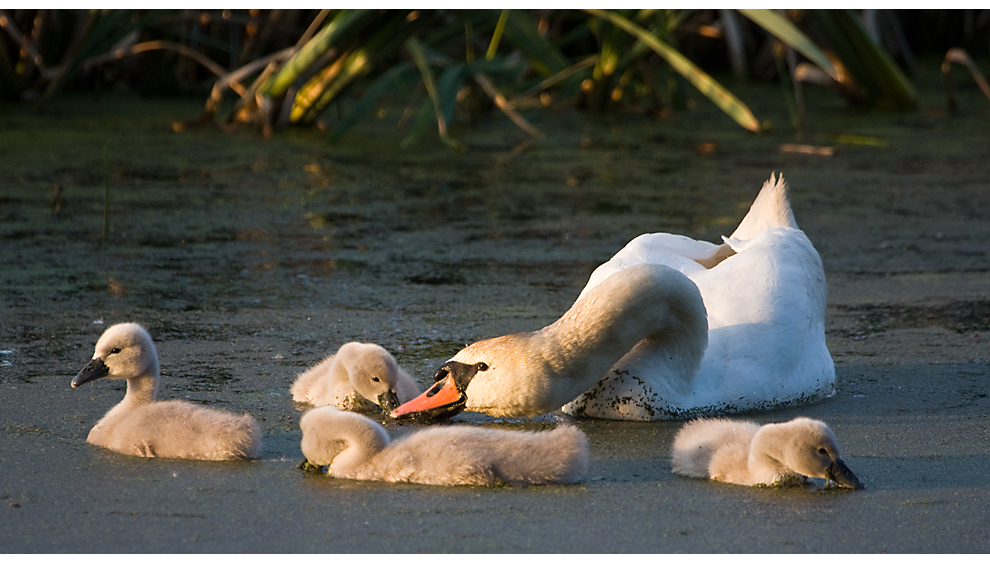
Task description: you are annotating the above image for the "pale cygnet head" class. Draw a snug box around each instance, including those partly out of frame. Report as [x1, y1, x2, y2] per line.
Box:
[72, 323, 159, 388]
[337, 342, 407, 412]
[764, 417, 864, 489]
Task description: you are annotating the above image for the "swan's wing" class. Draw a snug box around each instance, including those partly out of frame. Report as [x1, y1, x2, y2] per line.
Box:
[683, 227, 834, 411]
[578, 233, 720, 300]
[567, 227, 834, 420]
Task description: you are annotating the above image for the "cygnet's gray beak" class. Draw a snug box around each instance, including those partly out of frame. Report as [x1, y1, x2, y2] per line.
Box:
[71, 358, 109, 388]
[377, 390, 401, 415]
[826, 458, 865, 490]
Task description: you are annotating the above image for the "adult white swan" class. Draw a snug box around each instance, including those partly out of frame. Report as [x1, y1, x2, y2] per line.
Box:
[392, 174, 833, 421]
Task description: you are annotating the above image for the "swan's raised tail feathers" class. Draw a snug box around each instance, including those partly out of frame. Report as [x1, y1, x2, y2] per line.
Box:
[729, 173, 797, 240]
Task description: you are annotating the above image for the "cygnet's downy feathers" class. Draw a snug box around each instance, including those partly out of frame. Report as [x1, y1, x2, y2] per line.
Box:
[671, 417, 863, 489]
[290, 342, 420, 414]
[72, 323, 261, 460]
[300, 406, 588, 486]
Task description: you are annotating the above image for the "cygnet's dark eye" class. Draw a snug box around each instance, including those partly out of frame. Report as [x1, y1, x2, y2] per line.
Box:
[109, 348, 122, 355]
[818, 448, 828, 455]
[372, 377, 380, 383]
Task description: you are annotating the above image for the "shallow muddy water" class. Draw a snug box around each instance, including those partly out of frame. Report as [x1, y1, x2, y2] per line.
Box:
[2, 65, 989, 552]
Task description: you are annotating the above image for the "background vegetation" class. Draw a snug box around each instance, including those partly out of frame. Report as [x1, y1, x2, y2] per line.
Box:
[1, 9, 988, 144]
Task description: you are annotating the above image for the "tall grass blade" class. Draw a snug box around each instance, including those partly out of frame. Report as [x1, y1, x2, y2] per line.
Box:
[941, 48, 990, 112]
[405, 36, 463, 149]
[474, 72, 544, 138]
[503, 9, 568, 77]
[331, 61, 413, 141]
[738, 9, 838, 81]
[402, 99, 435, 149]
[293, 12, 417, 125]
[586, 9, 761, 132]
[263, 9, 369, 99]
[204, 47, 295, 118]
[435, 63, 467, 129]
[486, 10, 509, 61]
[42, 9, 156, 102]
[508, 55, 598, 109]
[805, 9, 916, 110]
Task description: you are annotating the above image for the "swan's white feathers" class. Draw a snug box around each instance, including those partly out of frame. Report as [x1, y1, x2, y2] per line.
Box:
[728, 172, 797, 239]
[563, 174, 833, 419]
[422, 174, 831, 421]
[449, 262, 708, 418]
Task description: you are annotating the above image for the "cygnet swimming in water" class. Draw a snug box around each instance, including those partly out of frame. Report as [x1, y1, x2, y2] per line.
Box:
[71, 322, 262, 460]
[290, 342, 420, 414]
[299, 406, 588, 486]
[671, 417, 863, 489]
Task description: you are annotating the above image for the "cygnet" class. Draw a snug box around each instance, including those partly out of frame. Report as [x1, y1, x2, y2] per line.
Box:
[290, 342, 420, 414]
[299, 406, 588, 486]
[671, 417, 863, 488]
[72, 322, 261, 460]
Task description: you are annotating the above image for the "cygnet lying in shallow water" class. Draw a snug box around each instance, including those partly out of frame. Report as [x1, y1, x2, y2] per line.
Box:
[671, 417, 863, 489]
[72, 322, 261, 460]
[299, 406, 588, 486]
[290, 342, 419, 414]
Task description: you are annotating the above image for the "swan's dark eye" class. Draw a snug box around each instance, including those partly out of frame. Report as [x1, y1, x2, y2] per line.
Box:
[818, 448, 828, 455]
[476, 362, 489, 371]
[109, 348, 122, 355]
[372, 377, 380, 382]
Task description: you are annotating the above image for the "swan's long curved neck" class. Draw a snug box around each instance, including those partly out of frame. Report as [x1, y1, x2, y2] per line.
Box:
[540, 263, 708, 404]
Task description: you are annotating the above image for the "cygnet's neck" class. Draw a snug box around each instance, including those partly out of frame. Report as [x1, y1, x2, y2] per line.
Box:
[746, 424, 792, 484]
[119, 359, 160, 410]
[328, 416, 390, 477]
[89, 358, 161, 442]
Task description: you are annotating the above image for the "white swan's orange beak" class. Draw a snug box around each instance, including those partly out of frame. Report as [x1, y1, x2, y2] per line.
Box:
[389, 375, 464, 420]
[389, 360, 488, 422]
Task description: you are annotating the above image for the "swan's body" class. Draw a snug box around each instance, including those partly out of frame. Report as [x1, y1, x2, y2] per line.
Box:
[72, 323, 261, 460]
[671, 417, 863, 489]
[393, 174, 832, 422]
[392, 262, 707, 420]
[301, 406, 588, 486]
[563, 174, 833, 419]
[290, 342, 420, 414]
